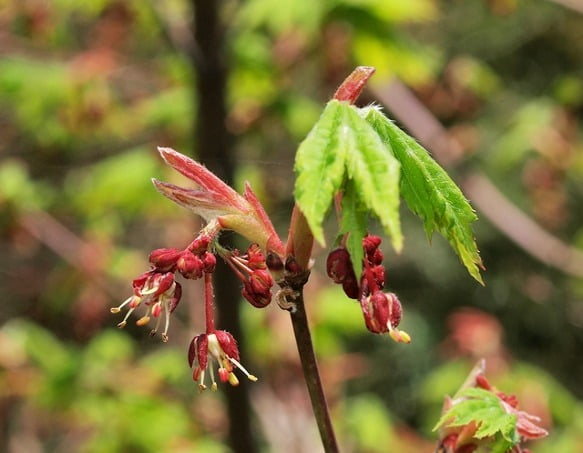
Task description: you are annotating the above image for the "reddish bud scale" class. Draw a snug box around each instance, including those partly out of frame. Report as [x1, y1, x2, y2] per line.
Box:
[332, 66, 376, 104]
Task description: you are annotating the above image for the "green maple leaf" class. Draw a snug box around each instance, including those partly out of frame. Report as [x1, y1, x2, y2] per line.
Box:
[434, 388, 518, 452]
[294, 100, 402, 255]
[362, 106, 483, 284]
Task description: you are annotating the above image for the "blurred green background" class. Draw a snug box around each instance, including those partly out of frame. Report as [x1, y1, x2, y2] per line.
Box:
[1, 0, 583, 452]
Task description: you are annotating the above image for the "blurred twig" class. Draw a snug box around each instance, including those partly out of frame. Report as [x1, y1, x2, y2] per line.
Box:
[547, 0, 583, 14]
[18, 210, 119, 296]
[372, 79, 583, 279]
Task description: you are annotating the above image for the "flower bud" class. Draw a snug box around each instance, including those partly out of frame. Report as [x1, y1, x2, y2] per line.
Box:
[242, 283, 272, 308]
[326, 248, 356, 284]
[148, 248, 182, 271]
[202, 252, 217, 273]
[342, 277, 360, 300]
[363, 235, 382, 254]
[177, 251, 204, 279]
[189, 235, 211, 254]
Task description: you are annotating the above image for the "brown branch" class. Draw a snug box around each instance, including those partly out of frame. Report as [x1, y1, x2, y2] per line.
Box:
[371, 79, 583, 278]
[289, 289, 339, 453]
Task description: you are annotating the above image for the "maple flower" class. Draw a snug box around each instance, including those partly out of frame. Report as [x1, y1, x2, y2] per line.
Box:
[188, 330, 258, 391]
[229, 243, 274, 307]
[152, 147, 284, 257]
[360, 291, 411, 343]
[111, 270, 182, 342]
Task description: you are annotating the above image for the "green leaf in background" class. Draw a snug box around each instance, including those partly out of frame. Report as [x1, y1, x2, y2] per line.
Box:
[339, 179, 368, 278]
[434, 388, 518, 451]
[363, 106, 483, 283]
[294, 100, 402, 252]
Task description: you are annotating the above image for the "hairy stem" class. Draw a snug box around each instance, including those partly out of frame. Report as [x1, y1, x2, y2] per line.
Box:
[204, 272, 215, 334]
[289, 288, 339, 452]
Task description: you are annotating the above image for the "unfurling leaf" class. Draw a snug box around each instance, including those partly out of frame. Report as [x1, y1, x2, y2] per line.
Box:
[294, 100, 402, 253]
[434, 387, 518, 452]
[363, 106, 484, 284]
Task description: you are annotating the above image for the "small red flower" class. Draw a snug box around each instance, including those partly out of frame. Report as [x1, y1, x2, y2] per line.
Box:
[188, 330, 258, 391]
[221, 243, 274, 308]
[111, 270, 182, 342]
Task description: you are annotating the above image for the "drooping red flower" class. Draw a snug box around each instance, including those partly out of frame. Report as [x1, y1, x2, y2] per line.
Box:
[188, 330, 257, 391]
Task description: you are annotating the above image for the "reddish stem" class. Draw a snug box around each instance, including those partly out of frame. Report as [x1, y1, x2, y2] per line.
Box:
[204, 272, 215, 334]
[333, 66, 376, 104]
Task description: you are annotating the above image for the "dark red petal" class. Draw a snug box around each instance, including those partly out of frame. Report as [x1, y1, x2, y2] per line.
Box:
[132, 270, 154, 295]
[196, 334, 209, 370]
[188, 338, 197, 367]
[154, 272, 175, 296]
[169, 282, 182, 313]
[215, 330, 240, 361]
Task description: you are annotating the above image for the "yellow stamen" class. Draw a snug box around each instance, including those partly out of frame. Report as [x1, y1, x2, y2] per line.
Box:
[228, 372, 240, 386]
[136, 316, 150, 326]
[389, 329, 411, 344]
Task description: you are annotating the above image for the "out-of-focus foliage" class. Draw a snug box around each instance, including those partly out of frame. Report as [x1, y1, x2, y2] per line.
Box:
[1, 0, 583, 451]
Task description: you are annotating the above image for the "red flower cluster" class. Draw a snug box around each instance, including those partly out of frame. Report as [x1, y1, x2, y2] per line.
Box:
[149, 235, 216, 279]
[223, 243, 274, 308]
[110, 148, 289, 390]
[326, 234, 410, 343]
